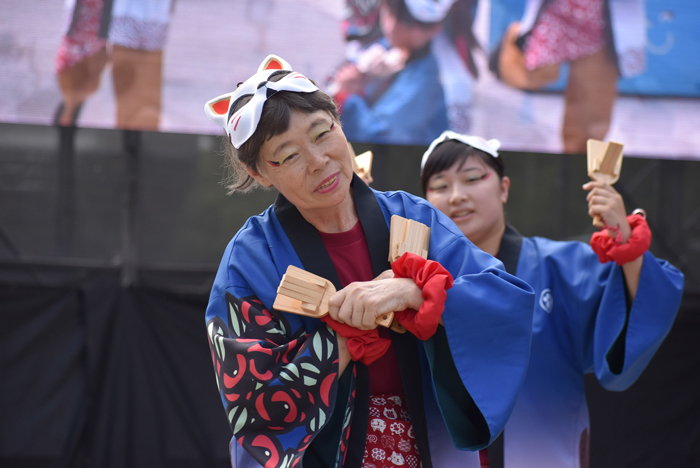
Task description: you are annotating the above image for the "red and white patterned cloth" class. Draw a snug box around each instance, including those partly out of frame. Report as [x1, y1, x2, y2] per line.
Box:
[55, 0, 107, 73]
[55, 0, 171, 73]
[362, 393, 421, 468]
[524, 0, 605, 71]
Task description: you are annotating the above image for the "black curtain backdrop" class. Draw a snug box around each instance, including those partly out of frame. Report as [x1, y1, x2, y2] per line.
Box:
[1, 273, 231, 468]
[586, 294, 700, 467]
[1, 124, 699, 467]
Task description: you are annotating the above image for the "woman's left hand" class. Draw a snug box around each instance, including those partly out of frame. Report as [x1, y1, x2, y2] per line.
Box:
[583, 181, 631, 242]
[328, 276, 423, 330]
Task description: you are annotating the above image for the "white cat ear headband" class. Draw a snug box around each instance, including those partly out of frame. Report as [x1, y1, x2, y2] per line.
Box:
[420, 130, 501, 174]
[405, 0, 457, 23]
[204, 55, 319, 149]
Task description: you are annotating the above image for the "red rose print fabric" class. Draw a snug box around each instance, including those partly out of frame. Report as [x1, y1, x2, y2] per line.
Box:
[524, 0, 606, 71]
[207, 293, 353, 468]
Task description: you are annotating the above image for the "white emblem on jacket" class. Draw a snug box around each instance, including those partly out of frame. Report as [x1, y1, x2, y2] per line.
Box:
[540, 288, 553, 313]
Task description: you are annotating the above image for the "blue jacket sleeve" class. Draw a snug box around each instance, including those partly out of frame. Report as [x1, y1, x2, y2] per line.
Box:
[205, 236, 347, 468]
[378, 191, 536, 450]
[428, 219, 535, 449]
[590, 251, 684, 390]
[535, 239, 684, 392]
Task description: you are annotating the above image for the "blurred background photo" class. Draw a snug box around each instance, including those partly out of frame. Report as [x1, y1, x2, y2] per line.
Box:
[2, 0, 698, 155]
[1, 1, 699, 467]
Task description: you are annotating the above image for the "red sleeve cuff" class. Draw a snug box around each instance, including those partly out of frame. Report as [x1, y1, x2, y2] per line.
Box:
[320, 316, 391, 365]
[391, 253, 454, 340]
[590, 214, 652, 266]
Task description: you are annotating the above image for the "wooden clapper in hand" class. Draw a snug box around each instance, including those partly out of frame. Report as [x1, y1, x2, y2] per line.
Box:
[272, 215, 431, 331]
[387, 215, 432, 332]
[587, 139, 624, 228]
[349, 142, 374, 185]
[388, 215, 430, 263]
[273, 265, 393, 327]
[353, 151, 374, 184]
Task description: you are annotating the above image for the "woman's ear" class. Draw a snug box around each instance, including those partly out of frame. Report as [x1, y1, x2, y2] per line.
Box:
[500, 176, 511, 204]
[245, 165, 273, 187]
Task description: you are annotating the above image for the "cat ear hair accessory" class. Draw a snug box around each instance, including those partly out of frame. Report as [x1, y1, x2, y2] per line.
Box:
[421, 130, 501, 173]
[404, 0, 457, 23]
[204, 54, 319, 149]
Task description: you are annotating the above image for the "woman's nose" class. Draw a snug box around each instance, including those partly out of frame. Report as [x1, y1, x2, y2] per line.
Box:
[449, 186, 467, 204]
[306, 148, 329, 172]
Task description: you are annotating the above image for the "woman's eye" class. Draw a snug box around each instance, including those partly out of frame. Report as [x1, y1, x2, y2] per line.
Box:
[466, 173, 489, 183]
[267, 154, 297, 167]
[315, 122, 335, 141]
[427, 185, 447, 192]
[280, 154, 297, 164]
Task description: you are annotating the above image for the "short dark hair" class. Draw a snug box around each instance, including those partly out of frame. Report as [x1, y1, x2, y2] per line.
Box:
[384, 0, 444, 28]
[223, 71, 340, 193]
[420, 139, 505, 194]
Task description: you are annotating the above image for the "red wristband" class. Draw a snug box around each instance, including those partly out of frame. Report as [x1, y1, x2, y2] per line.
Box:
[320, 316, 391, 365]
[391, 252, 454, 340]
[590, 214, 651, 266]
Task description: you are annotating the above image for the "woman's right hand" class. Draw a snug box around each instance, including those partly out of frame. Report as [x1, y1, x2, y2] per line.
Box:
[327, 276, 423, 330]
[583, 181, 631, 242]
[374, 269, 395, 281]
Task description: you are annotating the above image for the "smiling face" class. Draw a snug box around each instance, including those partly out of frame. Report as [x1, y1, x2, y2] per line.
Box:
[425, 154, 510, 249]
[246, 110, 356, 225]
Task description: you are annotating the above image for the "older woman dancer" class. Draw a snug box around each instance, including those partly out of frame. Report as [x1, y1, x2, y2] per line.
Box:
[203, 56, 534, 468]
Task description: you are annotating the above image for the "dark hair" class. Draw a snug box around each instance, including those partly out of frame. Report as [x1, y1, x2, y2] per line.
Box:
[223, 71, 340, 194]
[420, 139, 505, 194]
[384, 0, 444, 28]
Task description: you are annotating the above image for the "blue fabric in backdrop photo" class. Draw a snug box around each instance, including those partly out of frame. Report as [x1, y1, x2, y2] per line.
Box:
[489, 0, 700, 97]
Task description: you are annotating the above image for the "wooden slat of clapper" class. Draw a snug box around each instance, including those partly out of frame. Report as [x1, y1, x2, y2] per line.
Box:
[389, 216, 431, 263]
[388, 216, 434, 332]
[274, 265, 392, 327]
[355, 151, 374, 184]
[587, 139, 624, 228]
[389, 215, 408, 262]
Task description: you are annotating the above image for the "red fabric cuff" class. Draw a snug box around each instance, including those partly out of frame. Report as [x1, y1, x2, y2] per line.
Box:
[321, 316, 391, 365]
[390, 253, 454, 340]
[590, 214, 651, 266]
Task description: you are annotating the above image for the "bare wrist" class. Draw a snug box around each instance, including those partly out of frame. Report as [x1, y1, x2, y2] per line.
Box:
[619, 221, 632, 244]
[401, 278, 424, 310]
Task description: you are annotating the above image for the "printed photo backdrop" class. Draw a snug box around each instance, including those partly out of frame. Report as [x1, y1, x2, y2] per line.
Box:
[1, 0, 698, 158]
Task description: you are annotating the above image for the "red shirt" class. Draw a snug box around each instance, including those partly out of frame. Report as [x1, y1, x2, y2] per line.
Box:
[318, 221, 403, 395]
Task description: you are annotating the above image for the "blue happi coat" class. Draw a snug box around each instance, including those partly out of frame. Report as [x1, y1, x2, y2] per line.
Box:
[340, 47, 448, 146]
[205, 178, 534, 468]
[486, 225, 684, 467]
